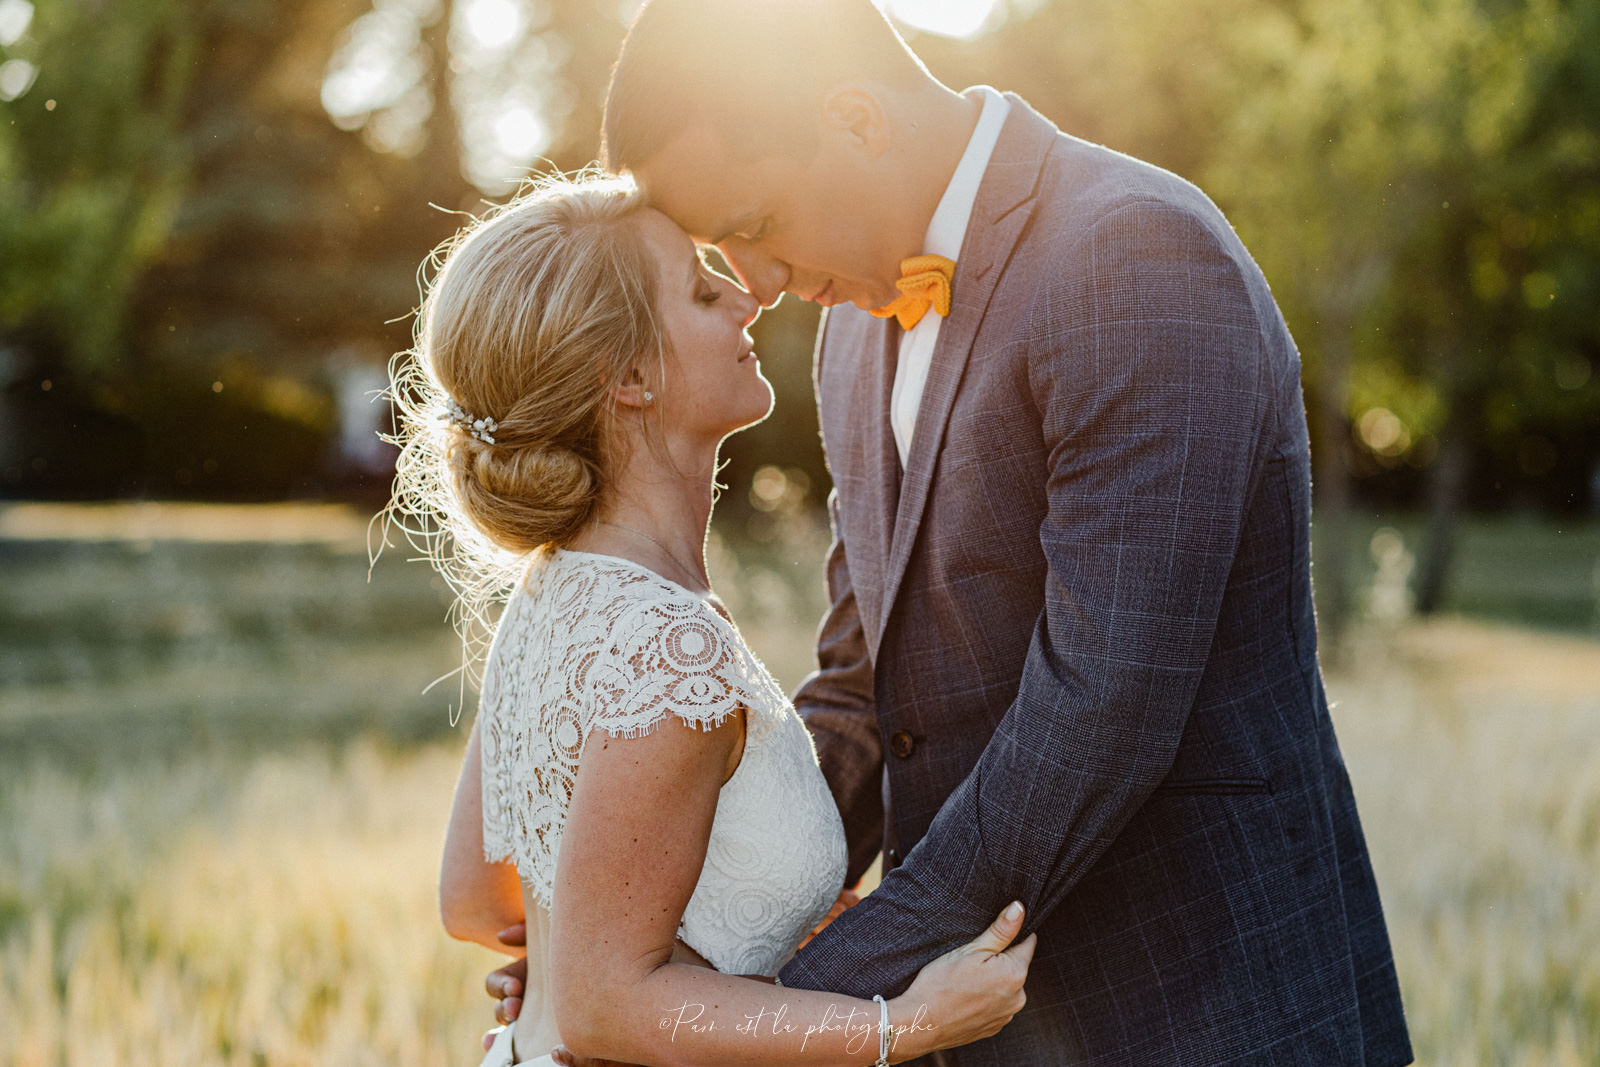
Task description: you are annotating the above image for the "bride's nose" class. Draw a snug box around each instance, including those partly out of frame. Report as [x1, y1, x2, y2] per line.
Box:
[730, 283, 761, 328]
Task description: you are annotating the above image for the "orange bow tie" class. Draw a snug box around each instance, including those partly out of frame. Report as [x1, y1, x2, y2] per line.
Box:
[870, 254, 955, 331]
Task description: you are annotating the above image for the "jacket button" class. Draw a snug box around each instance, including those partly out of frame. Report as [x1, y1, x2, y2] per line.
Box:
[889, 730, 915, 759]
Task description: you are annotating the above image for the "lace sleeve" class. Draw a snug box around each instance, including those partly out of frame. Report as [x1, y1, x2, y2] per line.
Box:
[477, 554, 796, 908]
[583, 591, 767, 740]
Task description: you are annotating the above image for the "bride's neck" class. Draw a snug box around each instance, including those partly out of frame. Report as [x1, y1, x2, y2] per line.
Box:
[576, 437, 719, 590]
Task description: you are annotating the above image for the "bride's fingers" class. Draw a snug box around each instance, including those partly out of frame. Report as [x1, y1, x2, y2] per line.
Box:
[1003, 931, 1039, 968]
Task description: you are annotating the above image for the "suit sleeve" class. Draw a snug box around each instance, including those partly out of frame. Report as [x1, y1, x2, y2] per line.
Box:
[779, 196, 1279, 996]
[792, 487, 885, 887]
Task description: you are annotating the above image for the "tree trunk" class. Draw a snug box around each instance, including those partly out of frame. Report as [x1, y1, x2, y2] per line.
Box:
[1415, 405, 1471, 615]
[418, 0, 469, 210]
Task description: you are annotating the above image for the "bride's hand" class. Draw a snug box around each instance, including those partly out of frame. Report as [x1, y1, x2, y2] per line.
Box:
[886, 901, 1035, 1062]
[542, 907, 1027, 1066]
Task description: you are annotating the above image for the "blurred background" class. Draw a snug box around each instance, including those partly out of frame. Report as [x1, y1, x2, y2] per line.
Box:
[1, 0, 1597, 1063]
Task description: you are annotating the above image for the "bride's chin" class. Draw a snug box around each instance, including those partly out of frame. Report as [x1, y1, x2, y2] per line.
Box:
[751, 387, 777, 426]
[729, 388, 776, 435]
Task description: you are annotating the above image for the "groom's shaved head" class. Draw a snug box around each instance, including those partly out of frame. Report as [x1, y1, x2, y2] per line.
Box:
[602, 0, 929, 174]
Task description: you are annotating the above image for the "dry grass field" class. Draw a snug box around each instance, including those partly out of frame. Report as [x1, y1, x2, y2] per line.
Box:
[1, 502, 1597, 1065]
[1330, 619, 1600, 1064]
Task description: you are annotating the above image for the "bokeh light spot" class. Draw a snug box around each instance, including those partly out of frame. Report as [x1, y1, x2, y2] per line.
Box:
[884, 0, 1001, 39]
[1358, 407, 1410, 457]
[493, 106, 547, 159]
[463, 0, 523, 50]
[0, 57, 36, 101]
[0, 0, 33, 48]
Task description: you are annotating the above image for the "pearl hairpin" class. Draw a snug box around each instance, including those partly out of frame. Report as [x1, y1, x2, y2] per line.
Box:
[441, 397, 498, 444]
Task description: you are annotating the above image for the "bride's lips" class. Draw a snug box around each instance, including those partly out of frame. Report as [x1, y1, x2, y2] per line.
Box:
[737, 341, 756, 363]
[810, 281, 836, 306]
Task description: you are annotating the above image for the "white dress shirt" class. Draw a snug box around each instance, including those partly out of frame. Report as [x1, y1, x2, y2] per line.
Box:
[889, 85, 1011, 467]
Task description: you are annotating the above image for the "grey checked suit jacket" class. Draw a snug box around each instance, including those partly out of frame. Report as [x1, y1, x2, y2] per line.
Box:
[776, 94, 1413, 1066]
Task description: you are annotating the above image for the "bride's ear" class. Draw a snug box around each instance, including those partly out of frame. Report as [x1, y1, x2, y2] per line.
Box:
[610, 367, 655, 411]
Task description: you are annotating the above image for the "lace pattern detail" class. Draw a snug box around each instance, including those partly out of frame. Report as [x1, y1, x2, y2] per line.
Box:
[479, 549, 847, 977]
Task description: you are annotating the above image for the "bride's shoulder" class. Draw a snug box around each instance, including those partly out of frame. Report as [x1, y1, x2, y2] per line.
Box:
[535, 550, 784, 738]
[530, 548, 709, 614]
[493, 549, 789, 740]
[515, 548, 738, 653]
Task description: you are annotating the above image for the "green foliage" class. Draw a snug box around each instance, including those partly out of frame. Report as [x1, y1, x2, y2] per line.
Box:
[1, 0, 1596, 514]
[1, 0, 472, 498]
[0, 0, 191, 372]
[1206, 0, 1600, 496]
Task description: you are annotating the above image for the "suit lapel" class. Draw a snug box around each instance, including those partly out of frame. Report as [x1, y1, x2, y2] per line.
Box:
[824, 307, 899, 645]
[870, 317, 902, 549]
[871, 98, 1057, 656]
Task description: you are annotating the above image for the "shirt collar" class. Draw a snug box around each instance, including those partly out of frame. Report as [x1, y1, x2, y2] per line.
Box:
[922, 85, 1011, 262]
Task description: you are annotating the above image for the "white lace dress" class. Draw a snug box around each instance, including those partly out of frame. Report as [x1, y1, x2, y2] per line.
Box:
[477, 549, 849, 1065]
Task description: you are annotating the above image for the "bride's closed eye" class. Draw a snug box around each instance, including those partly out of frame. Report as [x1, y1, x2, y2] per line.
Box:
[694, 249, 731, 305]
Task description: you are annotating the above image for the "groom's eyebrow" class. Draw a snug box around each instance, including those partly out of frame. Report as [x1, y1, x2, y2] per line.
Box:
[708, 208, 760, 245]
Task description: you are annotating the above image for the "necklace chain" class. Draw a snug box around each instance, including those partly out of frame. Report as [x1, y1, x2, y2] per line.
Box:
[597, 520, 708, 589]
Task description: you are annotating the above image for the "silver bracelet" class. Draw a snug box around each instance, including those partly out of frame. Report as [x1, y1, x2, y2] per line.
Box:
[872, 993, 891, 1066]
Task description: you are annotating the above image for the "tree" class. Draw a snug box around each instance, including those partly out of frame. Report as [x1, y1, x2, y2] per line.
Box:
[1, 0, 477, 497]
[1208, 0, 1600, 626]
[0, 0, 192, 375]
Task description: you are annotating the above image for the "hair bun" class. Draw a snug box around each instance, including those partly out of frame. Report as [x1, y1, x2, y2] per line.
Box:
[448, 436, 598, 553]
[378, 173, 663, 686]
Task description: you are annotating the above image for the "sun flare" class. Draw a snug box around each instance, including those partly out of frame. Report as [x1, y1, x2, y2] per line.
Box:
[884, 0, 1001, 39]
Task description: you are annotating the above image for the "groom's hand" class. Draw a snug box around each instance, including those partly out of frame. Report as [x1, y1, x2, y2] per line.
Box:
[487, 931, 733, 1054]
[549, 1047, 639, 1067]
[798, 886, 860, 950]
[483, 922, 526, 1051]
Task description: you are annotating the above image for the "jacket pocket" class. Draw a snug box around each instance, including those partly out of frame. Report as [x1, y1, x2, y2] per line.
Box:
[1153, 777, 1273, 796]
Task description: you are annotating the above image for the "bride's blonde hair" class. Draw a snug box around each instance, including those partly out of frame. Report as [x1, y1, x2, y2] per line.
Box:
[376, 171, 665, 695]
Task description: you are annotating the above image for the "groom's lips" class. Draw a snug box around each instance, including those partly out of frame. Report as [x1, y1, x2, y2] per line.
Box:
[810, 281, 836, 306]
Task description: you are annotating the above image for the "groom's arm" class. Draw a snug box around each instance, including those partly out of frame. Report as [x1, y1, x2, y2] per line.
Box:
[779, 195, 1279, 997]
[792, 486, 885, 886]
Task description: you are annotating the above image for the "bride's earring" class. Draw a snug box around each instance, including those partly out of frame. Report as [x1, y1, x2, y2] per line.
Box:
[643, 391, 655, 404]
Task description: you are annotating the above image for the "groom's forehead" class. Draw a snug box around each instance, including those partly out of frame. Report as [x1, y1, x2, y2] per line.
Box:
[639, 181, 751, 248]
[634, 125, 758, 242]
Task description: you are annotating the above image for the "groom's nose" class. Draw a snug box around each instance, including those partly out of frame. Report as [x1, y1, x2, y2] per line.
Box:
[716, 238, 790, 308]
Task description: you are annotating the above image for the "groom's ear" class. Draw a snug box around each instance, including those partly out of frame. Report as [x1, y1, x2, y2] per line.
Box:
[820, 87, 891, 159]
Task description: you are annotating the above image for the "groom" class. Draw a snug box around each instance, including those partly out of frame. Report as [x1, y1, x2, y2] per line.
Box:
[525, 1, 1412, 1062]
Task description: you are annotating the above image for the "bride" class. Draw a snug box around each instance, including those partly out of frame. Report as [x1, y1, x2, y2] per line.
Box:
[383, 173, 1034, 1066]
